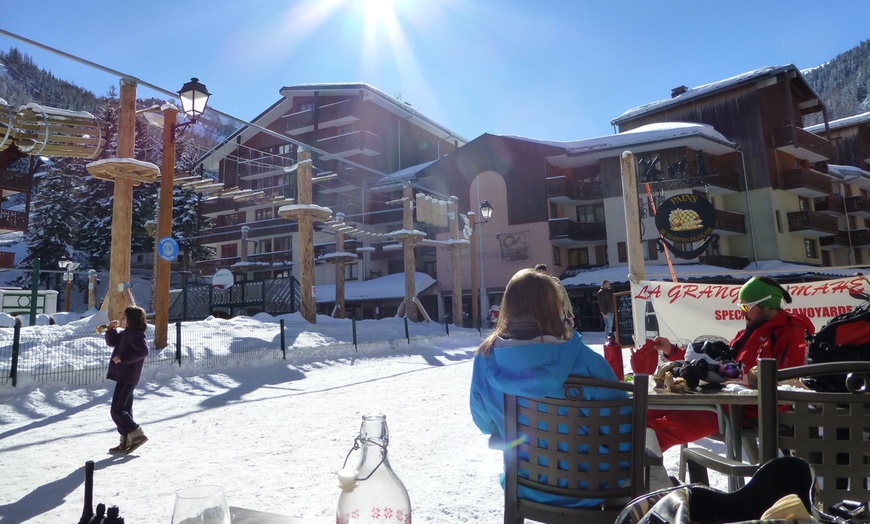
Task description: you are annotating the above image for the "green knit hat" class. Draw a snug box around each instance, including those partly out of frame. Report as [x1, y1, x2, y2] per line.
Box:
[738, 277, 783, 309]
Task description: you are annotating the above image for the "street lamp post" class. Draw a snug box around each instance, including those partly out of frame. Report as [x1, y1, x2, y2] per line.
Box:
[153, 78, 210, 349]
[58, 260, 80, 312]
[470, 201, 493, 329]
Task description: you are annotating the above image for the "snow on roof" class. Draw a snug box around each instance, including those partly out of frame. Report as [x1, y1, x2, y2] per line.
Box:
[313, 271, 436, 303]
[827, 164, 870, 181]
[86, 157, 159, 171]
[612, 65, 794, 125]
[804, 110, 870, 134]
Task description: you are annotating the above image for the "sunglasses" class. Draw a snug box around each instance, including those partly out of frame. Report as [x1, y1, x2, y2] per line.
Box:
[739, 294, 771, 313]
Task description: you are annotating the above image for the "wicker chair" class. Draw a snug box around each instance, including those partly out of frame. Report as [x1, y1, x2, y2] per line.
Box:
[684, 358, 870, 509]
[502, 374, 649, 524]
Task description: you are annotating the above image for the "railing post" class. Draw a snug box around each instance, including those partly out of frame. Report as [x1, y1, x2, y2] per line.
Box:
[404, 316, 410, 344]
[444, 318, 449, 336]
[280, 319, 286, 360]
[175, 321, 182, 366]
[352, 318, 357, 350]
[11, 318, 21, 386]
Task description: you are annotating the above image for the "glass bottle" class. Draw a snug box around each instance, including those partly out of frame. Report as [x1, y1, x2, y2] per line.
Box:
[336, 414, 411, 524]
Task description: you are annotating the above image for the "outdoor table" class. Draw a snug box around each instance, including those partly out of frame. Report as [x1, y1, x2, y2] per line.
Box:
[231, 506, 322, 523]
[647, 382, 758, 491]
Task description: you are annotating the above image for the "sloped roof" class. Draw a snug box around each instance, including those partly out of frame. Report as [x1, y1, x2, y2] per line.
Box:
[611, 65, 822, 126]
[805, 110, 870, 134]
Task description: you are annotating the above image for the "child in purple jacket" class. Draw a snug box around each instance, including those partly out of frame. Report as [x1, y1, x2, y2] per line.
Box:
[105, 305, 150, 453]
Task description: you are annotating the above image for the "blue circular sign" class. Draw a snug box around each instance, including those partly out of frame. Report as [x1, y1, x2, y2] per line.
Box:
[157, 237, 179, 261]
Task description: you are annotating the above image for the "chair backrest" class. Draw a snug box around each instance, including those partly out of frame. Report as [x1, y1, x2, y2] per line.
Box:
[757, 358, 870, 508]
[503, 373, 649, 520]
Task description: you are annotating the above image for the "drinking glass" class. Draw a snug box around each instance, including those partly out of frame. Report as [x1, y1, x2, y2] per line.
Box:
[171, 485, 230, 524]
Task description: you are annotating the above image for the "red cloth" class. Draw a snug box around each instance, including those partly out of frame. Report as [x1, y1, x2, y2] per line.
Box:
[649, 309, 814, 452]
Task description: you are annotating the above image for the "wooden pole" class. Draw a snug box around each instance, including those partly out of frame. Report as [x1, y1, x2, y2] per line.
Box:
[469, 211, 479, 329]
[449, 197, 463, 327]
[298, 150, 316, 323]
[87, 270, 97, 310]
[154, 106, 177, 349]
[402, 184, 418, 322]
[620, 151, 645, 345]
[334, 230, 346, 318]
[106, 79, 136, 322]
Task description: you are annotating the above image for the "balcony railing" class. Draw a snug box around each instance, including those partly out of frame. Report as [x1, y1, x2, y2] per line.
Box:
[713, 209, 746, 235]
[196, 256, 241, 271]
[851, 229, 870, 246]
[546, 177, 603, 204]
[317, 131, 383, 157]
[0, 169, 32, 193]
[773, 125, 833, 162]
[820, 231, 851, 248]
[0, 251, 14, 268]
[813, 195, 845, 216]
[246, 250, 294, 265]
[0, 209, 27, 232]
[787, 210, 839, 237]
[283, 99, 358, 135]
[845, 195, 870, 217]
[548, 218, 606, 242]
[698, 254, 748, 270]
[781, 168, 832, 198]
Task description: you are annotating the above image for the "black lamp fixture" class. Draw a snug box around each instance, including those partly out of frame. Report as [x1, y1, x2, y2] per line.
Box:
[173, 78, 211, 141]
[479, 200, 493, 222]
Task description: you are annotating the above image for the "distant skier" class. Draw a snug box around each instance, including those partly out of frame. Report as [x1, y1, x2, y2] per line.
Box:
[105, 305, 149, 454]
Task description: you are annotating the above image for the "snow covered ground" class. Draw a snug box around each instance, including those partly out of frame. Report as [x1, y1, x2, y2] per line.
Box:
[0, 316, 726, 523]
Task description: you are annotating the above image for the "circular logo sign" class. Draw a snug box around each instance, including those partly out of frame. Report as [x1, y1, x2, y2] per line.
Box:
[654, 193, 716, 244]
[157, 237, 179, 261]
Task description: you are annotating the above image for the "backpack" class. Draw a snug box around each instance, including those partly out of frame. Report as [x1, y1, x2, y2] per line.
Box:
[805, 299, 870, 392]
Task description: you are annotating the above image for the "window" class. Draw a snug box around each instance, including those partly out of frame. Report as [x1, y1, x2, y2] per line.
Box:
[568, 248, 588, 266]
[549, 202, 558, 219]
[217, 212, 244, 227]
[617, 242, 627, 263]
[336, 123, 356, 135]
[297, 101, 314, 112]
[855, 249, 864, 264]
[595, 245, 608, 266]
[775, 210, 783, 233]
[274, 236, 292, 253]
[575, 204, 605, 223]
[255, 208, 273, 221]
[345, 263, 358, 281]
[221, 244, 238, 259]
[553, 246, 562, 266]
[804, 238, 818, 258]
[254, 239, 272, 255]
[799, 197, 810, 211]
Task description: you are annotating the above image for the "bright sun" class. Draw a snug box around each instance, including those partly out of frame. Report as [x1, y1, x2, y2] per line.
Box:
[360, 0, 397, 25]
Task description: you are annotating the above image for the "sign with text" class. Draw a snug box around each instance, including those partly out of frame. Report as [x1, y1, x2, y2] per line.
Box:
[654, 193, 718, 259]
[628, 275, 869, 345]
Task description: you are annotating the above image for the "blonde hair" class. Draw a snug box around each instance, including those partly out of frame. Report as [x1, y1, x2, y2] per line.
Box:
[477, 268, 572, 356]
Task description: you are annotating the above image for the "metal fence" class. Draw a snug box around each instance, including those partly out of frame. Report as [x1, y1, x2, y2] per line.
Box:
[0, 317, 468, 388]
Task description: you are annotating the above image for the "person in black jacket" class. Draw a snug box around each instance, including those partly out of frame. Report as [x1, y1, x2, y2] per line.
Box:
[597, 280, 615, 336]
[105, 305, 150, 453]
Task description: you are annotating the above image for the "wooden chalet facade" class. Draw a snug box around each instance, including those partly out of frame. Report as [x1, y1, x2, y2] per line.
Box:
[195, 84, 466, 318]
[0, 146, 33, 268]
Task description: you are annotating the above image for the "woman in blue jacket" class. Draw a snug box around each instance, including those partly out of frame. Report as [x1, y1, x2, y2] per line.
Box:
[105, 305, 150, 453]
[469, 268, 625, 508]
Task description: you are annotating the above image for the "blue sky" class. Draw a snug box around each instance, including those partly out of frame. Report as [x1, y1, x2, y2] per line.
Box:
[1, 0, 869, 143]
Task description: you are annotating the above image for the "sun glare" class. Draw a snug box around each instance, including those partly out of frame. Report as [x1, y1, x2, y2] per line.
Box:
[360, 0, 397, 27]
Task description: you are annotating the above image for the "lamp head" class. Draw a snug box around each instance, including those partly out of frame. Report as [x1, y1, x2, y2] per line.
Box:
[178, 77, 211, 121]
[479, 200, 493, 222]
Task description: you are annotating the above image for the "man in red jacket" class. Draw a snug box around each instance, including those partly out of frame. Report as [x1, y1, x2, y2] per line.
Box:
[647, 276, 814, 452]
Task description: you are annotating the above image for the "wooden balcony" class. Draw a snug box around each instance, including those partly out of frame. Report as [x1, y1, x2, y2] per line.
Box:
[546, 177, 603, 205]
[813, 195, 845, 216]
[845, 195, 870, 218]
[200, 197, 239, 216]
[246, 250, 294, 265]
[851, 228, 870, 246]
[283, 99, 359, 135]
[369, 241, 405, 261]
[773, 125, 833, 163]
[787, 210, 839, 237]
[820, 231, 851, 249]
[781, 167, 832, 198]
[712, 209, 746, 236]
[548, 218, 606, 245]
[0, 209, 27, 232]
[0, 169, 32, 193]
[698, 254, 748, 270]
[0, 251, 14, 268]
[317, 131, 383, 157]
